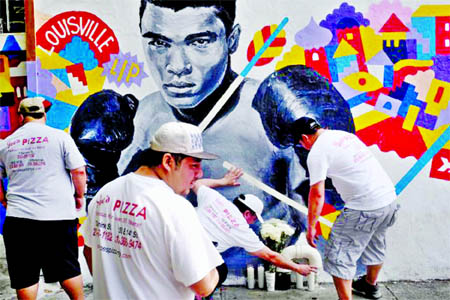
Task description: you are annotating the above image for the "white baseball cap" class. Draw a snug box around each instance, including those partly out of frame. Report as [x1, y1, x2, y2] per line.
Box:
[150, 122, 219, 160]
[237, 194, 264, 223]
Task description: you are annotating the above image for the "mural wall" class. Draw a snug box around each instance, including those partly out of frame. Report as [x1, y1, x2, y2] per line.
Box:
[6, 0, 450, 282]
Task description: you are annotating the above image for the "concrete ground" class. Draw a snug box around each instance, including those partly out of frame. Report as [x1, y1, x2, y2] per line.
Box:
[0, 277, 450, 299]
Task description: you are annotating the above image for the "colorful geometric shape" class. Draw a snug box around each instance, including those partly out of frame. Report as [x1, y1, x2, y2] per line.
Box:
[375, 93, 402, 117]
[2, 35, 21, 51]
[295, 17, 332, 49]
[59, 36, 98, 71]
[275, 45, 305, 71]
[247, 24, 287, 66]
[430, 148, 450, 181]
[425, 79, 450, 116]
[49, 69, 70, 87]
[334, 39, 358, 58]
[66, 63, 88, 96]
[343, 72, 383, 92]
[403, 105, 421, 131]
[102, 51, 149, 88]
[379, 13, 410, 33]
[0, 106, 11, 130]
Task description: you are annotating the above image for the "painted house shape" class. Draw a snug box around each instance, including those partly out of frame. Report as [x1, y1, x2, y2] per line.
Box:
[367, 50, 394, 88]
[304, 47, 332, 82]
[412, 5, 450, 56]
[380, 13, 410, 63]
[337, 26, 368, 72]
[333, 39, 359, 82]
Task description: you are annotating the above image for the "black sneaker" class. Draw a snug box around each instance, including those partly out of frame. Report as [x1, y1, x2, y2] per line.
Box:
[352, 275, 382, 299]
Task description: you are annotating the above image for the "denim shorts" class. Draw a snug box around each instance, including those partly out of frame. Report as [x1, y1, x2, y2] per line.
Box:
[323, 202, 400, 280]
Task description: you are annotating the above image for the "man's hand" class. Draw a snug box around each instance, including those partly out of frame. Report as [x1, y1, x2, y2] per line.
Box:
[306, 225, 318, 248]
[219, 167, 243, 187]
[75, 195, 84, 211]
[296, 264, 318, 276]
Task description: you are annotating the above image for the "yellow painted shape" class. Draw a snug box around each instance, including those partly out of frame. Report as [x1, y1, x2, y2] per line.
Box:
[360, 26, 383, 61]
[425, 79, 450, 115]
[319, 211, 341, 240]
[403, 106, 420, 131]
[419, 125, 450, 150]
[333, 39, 358, 58]
[394, 59, 433, 71]
[0, 55, 14, 93]
[354, 110, 391, 131]
[36, 47, 73, 69]
[54, 67, 106, 107]
[412, 5, 450, 17]
[343, 72, 383, 92]
[252, 24, 286, 59]
[346, 32, 354, 40]
[275, 45, 305, 71]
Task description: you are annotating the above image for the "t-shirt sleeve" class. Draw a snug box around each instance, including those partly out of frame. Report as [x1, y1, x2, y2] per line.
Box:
[169, 200, 223, 287]
[62, 133, 86, 170]
[307, 147, 328, 186]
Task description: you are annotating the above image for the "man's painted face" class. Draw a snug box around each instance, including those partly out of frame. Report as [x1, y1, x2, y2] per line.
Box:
[141, 4, 230, 109]
[170, 156, 203, 196]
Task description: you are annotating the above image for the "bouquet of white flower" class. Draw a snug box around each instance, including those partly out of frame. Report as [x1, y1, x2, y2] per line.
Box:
[260, 218, 296, 272]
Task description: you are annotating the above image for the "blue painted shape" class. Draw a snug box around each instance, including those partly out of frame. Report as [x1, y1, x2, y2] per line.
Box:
[59, 36, 98, 71]
[384, 65, 394, 88]
[347, 93, 370, 108]
[383, 102, 392, 110]
[395, 126, 450, 195]
[241, 17, 289, 77]
[0, 106, 11, 131]
[411, 17, 435, 60]
[335, 55, 356, 73]
[397, 83, 423, 118]
[0, 178, 7, 234]
[49, 69, 70, 87]
[325, 45, 339, 82]
[27, 91, 78, 130]
[2, 35, 21, 51]
[383, 39, 408, 64]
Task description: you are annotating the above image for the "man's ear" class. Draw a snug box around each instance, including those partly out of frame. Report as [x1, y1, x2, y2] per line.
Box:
[161, 153, 173, 172]
[227, 24, 241, 54]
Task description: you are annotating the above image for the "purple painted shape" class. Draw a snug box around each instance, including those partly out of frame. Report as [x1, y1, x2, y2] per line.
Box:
[0, 107, 11, 131]
[434, 104, 450, 130]
[102, 51, 148, 88]
[415, 108, 437, 130]
[432, 55, 450, 82]
[295, 17, 333, 49]
[320, 2, 370, 45]
[26, 59, 57, 98]
[408, 26, 430, 54]
[367, 50, 393, 65]
[406, 39, 417, 59]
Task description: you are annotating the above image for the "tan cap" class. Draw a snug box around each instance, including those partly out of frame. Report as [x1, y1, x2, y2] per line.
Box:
[150, 122, 219, 160]
[18, 97, 51, 114]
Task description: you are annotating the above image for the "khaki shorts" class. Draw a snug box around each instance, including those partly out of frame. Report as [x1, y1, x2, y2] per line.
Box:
[323, 202, 400, 280]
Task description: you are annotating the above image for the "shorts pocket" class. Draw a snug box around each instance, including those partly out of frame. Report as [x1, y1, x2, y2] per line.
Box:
[355, 211, 383, 233]
[325, 240, 353, 265]
[387, 204, 400, 227]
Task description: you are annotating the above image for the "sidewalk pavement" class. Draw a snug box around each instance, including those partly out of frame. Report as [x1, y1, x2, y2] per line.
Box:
[1, 276, 449, 300]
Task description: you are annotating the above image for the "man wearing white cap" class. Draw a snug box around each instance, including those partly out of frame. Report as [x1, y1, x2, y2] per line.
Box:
[80, 121, 224, 300]
[193, 174, 316, 277]
[0, 97, 87, 300]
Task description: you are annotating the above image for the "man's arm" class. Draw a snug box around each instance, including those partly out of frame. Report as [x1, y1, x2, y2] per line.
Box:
[83, 245, 93, 275]
[70, 166, 87, 210]
[307, 180, 325, 248]
[249, 246, 317, 276]
[189, 266, 219, 296]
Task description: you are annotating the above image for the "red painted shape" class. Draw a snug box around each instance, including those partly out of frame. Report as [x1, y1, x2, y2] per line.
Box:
[436, 17, 450, 55]
[434, 86, 444, 104]
[430, 148, 450, 181]
[315, 203, 337, 237]
[246, 25, 287, 66]
[359, 78, 366, 86]
[337, 27, 368, 72]
[379, 13, 410, 33]
[393, 66, 430, 89]
[304, 48, 332, 82]
[36, 11, 119, 66]
[356, 116, 428, 159]
[66, 63, 87, 85]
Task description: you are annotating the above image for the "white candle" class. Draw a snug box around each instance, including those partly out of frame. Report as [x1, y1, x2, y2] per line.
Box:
[257, 264, 264, 289]
[247, 265, 255, 289]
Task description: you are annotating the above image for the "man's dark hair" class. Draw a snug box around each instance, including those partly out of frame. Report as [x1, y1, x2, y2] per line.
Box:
[20, 112, 45, 119]
[139, 0, 236, 36]
[233, 194, 254, 215]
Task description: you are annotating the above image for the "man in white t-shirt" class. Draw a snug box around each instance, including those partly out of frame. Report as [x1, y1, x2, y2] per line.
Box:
[80, 122, 224, 300]
[0, 97, 87, 300]
[193, 176, 317, 278]
[291, 117, 400, 300]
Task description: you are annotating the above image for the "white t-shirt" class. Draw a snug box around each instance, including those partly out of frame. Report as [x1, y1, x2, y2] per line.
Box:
[307, 130, 396, 210]
[0, 122, 86, 220]
[196, 186, 265, 253]
[80, 173, 223, 300]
